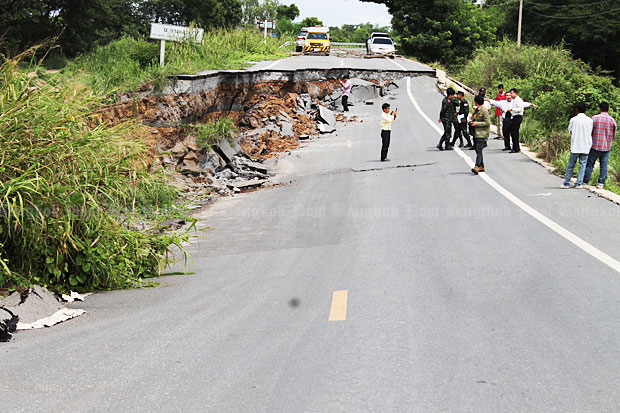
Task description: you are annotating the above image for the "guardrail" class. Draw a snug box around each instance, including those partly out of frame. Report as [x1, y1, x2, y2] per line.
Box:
[331, 42, 365, 48]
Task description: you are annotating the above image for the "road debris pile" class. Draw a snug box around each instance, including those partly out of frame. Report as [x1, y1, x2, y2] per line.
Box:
[0, 286, 86, 342]
[97, 74, 399, 206]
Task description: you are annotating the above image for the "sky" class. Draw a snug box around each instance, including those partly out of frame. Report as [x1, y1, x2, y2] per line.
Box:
[290, 0, 392, 28]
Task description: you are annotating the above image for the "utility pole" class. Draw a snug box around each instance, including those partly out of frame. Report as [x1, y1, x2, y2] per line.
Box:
[517, 0, 524, 47]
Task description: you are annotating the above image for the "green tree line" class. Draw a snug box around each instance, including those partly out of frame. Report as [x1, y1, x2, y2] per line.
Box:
[0, 0, 303, 59]
[363, 0, 620, 79]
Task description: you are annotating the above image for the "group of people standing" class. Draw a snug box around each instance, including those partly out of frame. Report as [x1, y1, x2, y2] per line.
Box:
[437, 85, 536, 174]
[562, 101, 617, 188]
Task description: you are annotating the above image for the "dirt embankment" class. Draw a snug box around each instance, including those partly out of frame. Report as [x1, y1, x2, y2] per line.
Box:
[94, 71, 392, 201]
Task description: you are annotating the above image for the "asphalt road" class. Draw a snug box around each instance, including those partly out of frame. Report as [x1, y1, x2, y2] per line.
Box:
[3, 57, 620, 412]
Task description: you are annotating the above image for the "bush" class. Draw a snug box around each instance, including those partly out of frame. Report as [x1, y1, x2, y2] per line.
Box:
[0, 55, 189, 292]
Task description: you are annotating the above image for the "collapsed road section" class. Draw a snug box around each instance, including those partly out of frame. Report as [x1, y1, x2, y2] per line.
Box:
[97, 65, 435, 204]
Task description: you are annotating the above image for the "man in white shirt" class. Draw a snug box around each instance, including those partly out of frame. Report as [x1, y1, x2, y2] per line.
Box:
[562, 101, 593, 188]
[487, 94, 536, 151]
[506, 88, 525, 153]
[380, 103, 397, 161]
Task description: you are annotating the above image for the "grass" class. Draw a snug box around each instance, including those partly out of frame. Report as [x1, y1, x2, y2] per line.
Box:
[0, 50, 192, 292]
[64, 28, 291, 96]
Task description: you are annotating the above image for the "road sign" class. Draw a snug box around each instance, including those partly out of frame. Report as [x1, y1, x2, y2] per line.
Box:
[150, 23, 204, 43]
[149, 23, 204, 66]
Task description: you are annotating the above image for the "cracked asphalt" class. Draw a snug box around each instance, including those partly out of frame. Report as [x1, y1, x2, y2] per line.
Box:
[3, 58, 620, 412]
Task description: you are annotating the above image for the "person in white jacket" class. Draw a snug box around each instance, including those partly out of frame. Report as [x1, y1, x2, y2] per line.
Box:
[562, 101, 593, 188]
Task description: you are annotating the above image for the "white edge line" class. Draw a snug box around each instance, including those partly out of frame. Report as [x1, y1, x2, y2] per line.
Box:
[406, 77, 620, 274]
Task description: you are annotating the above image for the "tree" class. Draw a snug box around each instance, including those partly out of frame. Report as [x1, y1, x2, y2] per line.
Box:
[182, 0, 242, 28]
[300, 16, 322, 27]
[276, 4, 299, 20]
[483, 0, 620, 79]
[240, 0, 280, 24]
[362, 0, 496, 67]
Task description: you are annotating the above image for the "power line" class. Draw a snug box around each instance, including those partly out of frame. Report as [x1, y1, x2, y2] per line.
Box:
[526, 7, 620, 18]
[525, 0, 616, 8]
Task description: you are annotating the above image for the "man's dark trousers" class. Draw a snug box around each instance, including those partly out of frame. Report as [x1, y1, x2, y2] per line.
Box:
[511, 115, 523, 152]
[452, 121, 471, 146]
[342, 95, 349, 112]
[381, 130, 391, 161]
[438, 119, 452, 148]
[502, 118, 512, 149]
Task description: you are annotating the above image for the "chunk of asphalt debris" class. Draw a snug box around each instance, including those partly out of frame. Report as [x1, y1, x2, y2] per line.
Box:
[318, 124, 336, 134]
[317, 105, 337, 127]
[299, 135, 310, 140]
[280, 121, 295, 138]
[217, 138, 241, 163]
[365, 101, 375, 105]
[234, 157, 268, 175]
[0, 308, 18, 342]
[387, 81, 399, 91]
[229, 179, 268, 190]
[349, 78, 381, 102]
[1, 285, 61, 324]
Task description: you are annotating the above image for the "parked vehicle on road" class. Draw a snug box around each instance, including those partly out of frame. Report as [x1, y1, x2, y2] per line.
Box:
[368, 36, 395, 55]
[303, 27, 330, 55]
[295, 27, 308, 53]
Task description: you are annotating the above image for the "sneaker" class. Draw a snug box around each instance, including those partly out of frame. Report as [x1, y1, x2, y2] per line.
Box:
[561, 184, 570, 189]
[471, 167, 479, 175]
[574, 184, 583, 189]
[597, 183, 604, 189]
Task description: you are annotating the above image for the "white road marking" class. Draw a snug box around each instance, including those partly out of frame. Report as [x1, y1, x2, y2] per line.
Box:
[406, 77, 620, 274]
[263, 60, 281, 70]
[387, 57, 407, 70]
[527, 193, 552, 197]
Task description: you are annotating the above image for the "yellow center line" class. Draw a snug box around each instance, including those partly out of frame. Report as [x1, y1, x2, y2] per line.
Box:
[328, 290, 348, 321]
[340, 58, 344, 67]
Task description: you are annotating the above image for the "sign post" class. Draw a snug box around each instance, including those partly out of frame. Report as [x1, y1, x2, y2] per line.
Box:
[150, 23, 204, 66]
[256, 19, 276, 45]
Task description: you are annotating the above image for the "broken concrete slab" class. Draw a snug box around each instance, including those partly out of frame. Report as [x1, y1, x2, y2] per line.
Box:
[317, 105, 337, 127]
[182, 135, 200, 151]
[318, 124, 336, 134]
[279, 110, 293, 123]
[170, 141, 188, 155]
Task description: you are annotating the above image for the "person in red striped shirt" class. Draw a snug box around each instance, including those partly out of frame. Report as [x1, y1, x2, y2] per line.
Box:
[494, 84, 506, 140]
[583, 102, 617, 188]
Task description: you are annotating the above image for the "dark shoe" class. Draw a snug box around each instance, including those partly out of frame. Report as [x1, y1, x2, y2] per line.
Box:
[509, 150, 520, 153]
[469, 146, 476, 151]
[464, 143, 472, 148]
[445, 145, 454, 150]
[381, 158, 390, 162]
[494, 136, 503, 140]
[436, 144, 444, 151]
[471, 167, 479, 175]
[458, 143, 464, 148]
[502, 148, 511, 151]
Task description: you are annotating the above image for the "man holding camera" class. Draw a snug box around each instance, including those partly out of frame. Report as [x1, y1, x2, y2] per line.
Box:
[380, 103, 397, 161]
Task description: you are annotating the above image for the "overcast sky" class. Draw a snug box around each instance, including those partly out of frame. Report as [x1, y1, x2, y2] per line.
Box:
[290, 0, 392, 28]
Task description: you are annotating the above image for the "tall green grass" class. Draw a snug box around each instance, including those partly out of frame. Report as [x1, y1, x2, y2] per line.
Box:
[458, 40, 620, 190]
[0, 52, 189, 292]
[65, 28, 291, 96]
